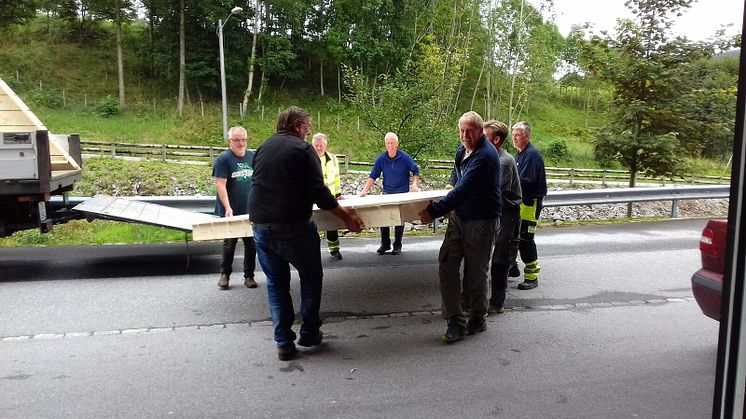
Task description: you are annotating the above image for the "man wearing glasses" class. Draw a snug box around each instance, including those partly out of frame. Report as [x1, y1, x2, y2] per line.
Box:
[213, 126, 258, 290]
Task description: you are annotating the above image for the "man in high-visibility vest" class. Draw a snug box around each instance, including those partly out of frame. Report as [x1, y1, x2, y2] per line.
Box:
[512, 121, 547, 290]
[312, 132, 344, 260]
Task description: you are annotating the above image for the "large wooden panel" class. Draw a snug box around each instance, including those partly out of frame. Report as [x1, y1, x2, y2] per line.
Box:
[74, 190, 451, 241]
[191, 215, 253, 240]
[74, 195, 217, 231]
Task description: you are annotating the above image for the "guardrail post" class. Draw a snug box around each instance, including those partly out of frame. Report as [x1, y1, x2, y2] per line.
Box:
[161, 144, 167, 162]
[110, 145, 116, 158]
[671, 199, 679, 218]
[602, 170, 607, 187]
[569, 168, 575, 185]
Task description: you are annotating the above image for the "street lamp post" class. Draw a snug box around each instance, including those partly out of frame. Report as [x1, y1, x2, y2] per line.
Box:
[218, 6, 243, 139]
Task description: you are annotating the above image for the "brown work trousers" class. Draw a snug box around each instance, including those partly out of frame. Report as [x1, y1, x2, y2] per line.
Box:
[438, 215, 498, 328]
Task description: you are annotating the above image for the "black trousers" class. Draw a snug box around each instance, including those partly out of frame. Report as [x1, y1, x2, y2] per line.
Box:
[380, 225, 404, 248]
[221, 236, 257, 278]
[491, 204, 521, 307]
[518, 205, 543, 264]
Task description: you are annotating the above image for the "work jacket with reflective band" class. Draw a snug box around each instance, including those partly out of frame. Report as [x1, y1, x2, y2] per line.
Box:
[319, 152, 342, 197]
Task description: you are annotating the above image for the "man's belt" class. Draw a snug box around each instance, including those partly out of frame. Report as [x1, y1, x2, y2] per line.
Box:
[251, 221, 310, 231]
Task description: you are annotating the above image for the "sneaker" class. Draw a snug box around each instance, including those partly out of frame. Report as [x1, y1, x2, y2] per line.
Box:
[487, 303, 504, 315]
[244, 277, 258, 288]
[218, 273, 230, 289]
[277, 343, 297, 361]
[298, 331, 323, 347]
[517, 280, 538, 290]
[376, 245, 391, 255]
[391, 245, 402, 255]
[508, 264, 521, 278]
[466, 318, 487, 335]
[441, 323, 468, 343]
[330, 250, 343, 260]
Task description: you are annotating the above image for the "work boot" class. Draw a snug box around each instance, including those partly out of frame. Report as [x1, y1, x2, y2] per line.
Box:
[517, 279, 538, 290]
[244, 277, 258, 288]
[508, 264, 521, 278]
[298, 331, 323, 347]
[218, 273, 230, 289]
[488, 302, 504, 315]
[391, 245, 402, 255]
[376, 245, 391, 255]
[330, 250, 343, 260]
[277, 343, 297, 361]
[441, 321, 467, 343]
[466, 318, 487, 335]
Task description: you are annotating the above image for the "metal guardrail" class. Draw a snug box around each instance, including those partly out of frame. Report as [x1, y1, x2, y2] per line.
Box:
[80, 140, 731, 186]
[52, 185, 730, 219]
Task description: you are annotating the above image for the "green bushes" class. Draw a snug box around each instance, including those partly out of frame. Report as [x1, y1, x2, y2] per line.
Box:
[96, 95, 119, 117]
[30, 88, 64, 108]
[544, 138, 570, 160]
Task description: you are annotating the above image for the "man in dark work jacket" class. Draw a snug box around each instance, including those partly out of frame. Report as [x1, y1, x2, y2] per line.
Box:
[249, 106, 364, 361]
[419, 111, 501, 343]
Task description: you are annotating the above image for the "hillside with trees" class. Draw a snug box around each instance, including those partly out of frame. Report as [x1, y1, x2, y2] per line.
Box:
[0, 0, 740, 177]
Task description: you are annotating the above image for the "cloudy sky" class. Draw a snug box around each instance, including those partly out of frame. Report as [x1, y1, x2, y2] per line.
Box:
[536, 0, 743, 41]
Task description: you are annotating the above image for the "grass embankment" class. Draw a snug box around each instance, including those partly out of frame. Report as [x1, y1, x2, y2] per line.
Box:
[0, 32, 730, 247]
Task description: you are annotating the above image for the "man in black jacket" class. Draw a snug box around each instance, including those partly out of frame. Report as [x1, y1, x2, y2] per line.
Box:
[419, 111, 501, 343]
[249, 106, 364, 361]
[512, 121, 547, 290]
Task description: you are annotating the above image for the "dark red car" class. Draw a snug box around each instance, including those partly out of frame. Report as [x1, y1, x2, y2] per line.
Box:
[691, 219, 728, 321]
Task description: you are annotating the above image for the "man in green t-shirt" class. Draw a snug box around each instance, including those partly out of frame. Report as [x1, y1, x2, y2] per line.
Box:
[213, 126, 257, 289]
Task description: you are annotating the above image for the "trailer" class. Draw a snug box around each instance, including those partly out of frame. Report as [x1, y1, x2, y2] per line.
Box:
[0, 78, 83, 237]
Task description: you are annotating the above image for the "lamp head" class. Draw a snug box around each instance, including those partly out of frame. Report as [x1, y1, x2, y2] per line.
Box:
[230, 6, 243, 14]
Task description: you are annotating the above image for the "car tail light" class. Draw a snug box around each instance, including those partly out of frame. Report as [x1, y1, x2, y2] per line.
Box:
[700, 228, 718, 257]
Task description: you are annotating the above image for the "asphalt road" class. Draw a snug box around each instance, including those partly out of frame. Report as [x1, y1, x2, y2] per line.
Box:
[0, 218, 719, 418]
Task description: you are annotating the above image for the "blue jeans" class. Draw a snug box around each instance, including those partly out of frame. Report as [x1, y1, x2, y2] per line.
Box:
[253, 221, 323, 348]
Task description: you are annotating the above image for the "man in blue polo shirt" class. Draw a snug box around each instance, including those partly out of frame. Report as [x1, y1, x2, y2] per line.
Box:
[360, 132, 420, 255]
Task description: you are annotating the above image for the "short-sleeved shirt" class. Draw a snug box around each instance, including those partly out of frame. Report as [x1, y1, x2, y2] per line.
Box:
[212, 149, 255, 217]
[368, 150, 420, 194]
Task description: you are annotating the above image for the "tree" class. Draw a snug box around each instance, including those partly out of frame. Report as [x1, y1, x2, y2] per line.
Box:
[0, 0, 37, 31]
[344, 32, 462, 159]
[177, 0, 185, 115]
[242, 0, 260, 110]
[675, 53, 739, 160]
[581, 0, 705, 188]
[484, 0, 560, 125]
[87, 0, 136, 108]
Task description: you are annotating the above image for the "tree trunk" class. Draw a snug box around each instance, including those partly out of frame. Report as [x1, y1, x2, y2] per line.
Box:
[116, 0, 126, 109]
[319, 59, 325, 97]
[148, 1, 155, 78]
[337, 64, 342, 103]
[177, 0, 185, 115]
[242, 0, 260, 111]
[257, 70, 265, 102]
[508, 0, 526, 128]
[470, 55, 486, 112]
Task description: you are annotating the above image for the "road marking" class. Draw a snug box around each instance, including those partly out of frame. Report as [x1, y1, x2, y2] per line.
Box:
[0, 297, 696, 343]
